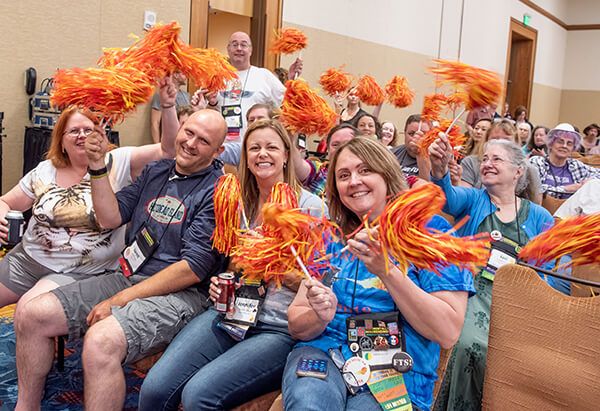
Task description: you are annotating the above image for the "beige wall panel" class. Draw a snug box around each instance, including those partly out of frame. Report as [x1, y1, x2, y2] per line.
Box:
[207, 11, 251, 55]
[0, 1, 189, 193]
[279, 23, 438, 146]
[559, 90, 600, 131]
[210, 0, 253, 17]
[529, 83, 561, 128]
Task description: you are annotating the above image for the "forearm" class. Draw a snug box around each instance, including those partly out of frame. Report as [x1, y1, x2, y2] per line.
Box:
[288, 305, 330, 340]
[291, 142, 311, 182]
[151, 110, 161, 144]
[379, 266, 466, 348]
[417, 155, 432, 181]
[112, 260, 200, 306]
[89, 172, 122, 229]
[160, 106, 178, 157]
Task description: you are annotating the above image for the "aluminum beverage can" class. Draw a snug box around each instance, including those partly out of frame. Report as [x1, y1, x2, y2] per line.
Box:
[5, 210, 25, 248]
[215, 273, 235, 313]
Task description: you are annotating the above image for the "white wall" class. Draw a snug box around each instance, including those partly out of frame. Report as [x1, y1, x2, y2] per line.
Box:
[562, 30, 600, 90]
[282, 0, 569, 87]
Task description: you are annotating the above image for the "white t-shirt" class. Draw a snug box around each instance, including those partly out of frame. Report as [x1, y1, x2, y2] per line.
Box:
[18, 146, 134, 274]
[219, 66, 285, 140]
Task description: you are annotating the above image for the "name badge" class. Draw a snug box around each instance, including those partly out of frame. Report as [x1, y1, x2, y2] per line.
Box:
[481, 237, 521, 281]
[346, 312, 405, 371]
[222, 105, 242, 140]
[119, 223, 159, 277]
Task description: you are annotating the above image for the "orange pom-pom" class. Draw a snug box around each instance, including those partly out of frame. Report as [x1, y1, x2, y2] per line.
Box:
[428, 59, 502, 110]
[279, 79, 339, 136]
[355, 75, 385, 106]
[384, 75, 414, 108]
[445, 92, 466, 111]
[418, 118, 466, 156]
[518, 213, 600, 267]
[421, 93, 447, 121]
[269, 28, 307, 55]
[51, 21, 237, 121]
[319, 66, 353, 97]
[232, 183, 332, 285]
[211, 174, 242, 256]
[51, 67, 154, 122]
[378, 183, 491, 276]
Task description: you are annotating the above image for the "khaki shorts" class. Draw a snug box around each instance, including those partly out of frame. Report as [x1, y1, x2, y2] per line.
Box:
[52, 272, 208, 363]
[0, 243, 98, 296]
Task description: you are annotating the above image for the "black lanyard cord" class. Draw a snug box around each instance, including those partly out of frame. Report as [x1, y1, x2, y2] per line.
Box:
[488, 191, 522, 244]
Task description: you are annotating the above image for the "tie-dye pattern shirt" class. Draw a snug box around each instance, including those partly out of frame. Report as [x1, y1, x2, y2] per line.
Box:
[296, 215, 475, 410]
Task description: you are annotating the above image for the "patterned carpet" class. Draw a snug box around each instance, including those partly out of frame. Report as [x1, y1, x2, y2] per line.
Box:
[0, 304, 145, 410]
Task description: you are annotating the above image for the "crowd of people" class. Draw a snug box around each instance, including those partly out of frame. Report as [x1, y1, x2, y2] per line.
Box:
[0, 29, 598, 411]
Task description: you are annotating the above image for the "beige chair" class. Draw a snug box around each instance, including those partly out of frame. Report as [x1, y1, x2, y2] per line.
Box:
[482, 264, 600, 410]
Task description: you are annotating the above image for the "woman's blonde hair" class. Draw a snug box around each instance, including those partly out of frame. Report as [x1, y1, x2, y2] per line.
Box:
[473, 119, 519, 159]
[327, 136, 408, 235]
[239, 119, 301, 222]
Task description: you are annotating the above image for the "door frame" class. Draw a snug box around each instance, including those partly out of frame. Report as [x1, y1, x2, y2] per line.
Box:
[503, 18, 538, 115]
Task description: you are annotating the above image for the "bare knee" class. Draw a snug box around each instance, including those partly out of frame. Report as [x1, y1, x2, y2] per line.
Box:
[82, 317, 127, 368]
[14, 292, 66, 337]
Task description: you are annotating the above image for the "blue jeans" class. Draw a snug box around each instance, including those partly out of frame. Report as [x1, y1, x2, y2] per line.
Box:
[282, 346, 426, 411]
[138, 308, 296, 411]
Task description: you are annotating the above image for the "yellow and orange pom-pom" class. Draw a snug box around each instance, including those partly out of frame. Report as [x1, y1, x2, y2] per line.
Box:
[418, 118, 466, 156]
[445, 92, 466, 110]
[279, 79, 339, 136]
[429, 59, 502, 110]
[518, 213, 600, 267]
[211, 174, 242, 256]
[378, 183, 491, 275]
[269, 28, 307, 55]
[267, 182, 299, 209]
[52, 22, 237, 121]
[232, 206, 332, 286]
[384, 75, 414, 108]
[421, 93, 447, 121]
[51, 67, 154, 122]
[355, 75, 385, 106]
[319, 66, 353, 97]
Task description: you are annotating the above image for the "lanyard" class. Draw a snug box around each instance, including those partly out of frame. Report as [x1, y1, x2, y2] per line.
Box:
[221, 66, 251, 106]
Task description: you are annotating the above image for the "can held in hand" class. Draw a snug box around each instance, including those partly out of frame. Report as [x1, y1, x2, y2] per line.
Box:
[5, 210, 25, 248]
[215, 273, 235, 314]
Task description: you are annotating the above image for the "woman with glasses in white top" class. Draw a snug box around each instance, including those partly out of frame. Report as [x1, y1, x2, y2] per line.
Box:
[0, 77, 180, 311]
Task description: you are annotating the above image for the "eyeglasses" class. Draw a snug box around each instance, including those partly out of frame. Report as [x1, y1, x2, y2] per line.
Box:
[229, 41, 250, 49]
[554, 139, 574, 147]
[63, 128, 94, 137]
[481, 156, 507, 165]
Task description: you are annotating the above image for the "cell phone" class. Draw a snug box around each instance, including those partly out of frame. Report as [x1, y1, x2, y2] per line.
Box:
[296, 357, 328, 379]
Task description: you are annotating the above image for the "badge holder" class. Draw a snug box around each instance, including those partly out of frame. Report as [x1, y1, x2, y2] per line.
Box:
[481, 234, 522, 282]
[222, 105, 242, 140]
[217, 275, 266, 341]
[345, 311, 414, 410]
[119, 223, 159, 277]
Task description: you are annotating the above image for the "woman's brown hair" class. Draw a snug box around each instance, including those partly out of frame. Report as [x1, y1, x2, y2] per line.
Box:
[239, 119, 301, 222]
[326, 136, 408, 235]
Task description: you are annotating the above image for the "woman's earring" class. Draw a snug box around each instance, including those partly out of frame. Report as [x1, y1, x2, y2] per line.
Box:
[283, 162, 287, 170]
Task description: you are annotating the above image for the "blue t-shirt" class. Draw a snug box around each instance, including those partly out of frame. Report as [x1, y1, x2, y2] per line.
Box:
[115, 158, 226, 283]
[298, 215, 476, 410]
[543, 163, 574, 199]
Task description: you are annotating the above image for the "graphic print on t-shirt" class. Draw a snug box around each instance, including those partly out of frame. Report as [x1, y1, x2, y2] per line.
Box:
[146, 195, 186, 224]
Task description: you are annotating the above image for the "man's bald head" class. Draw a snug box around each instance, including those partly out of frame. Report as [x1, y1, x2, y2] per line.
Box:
[174, 109, 227, 174]
[227, 32, 252, 71]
